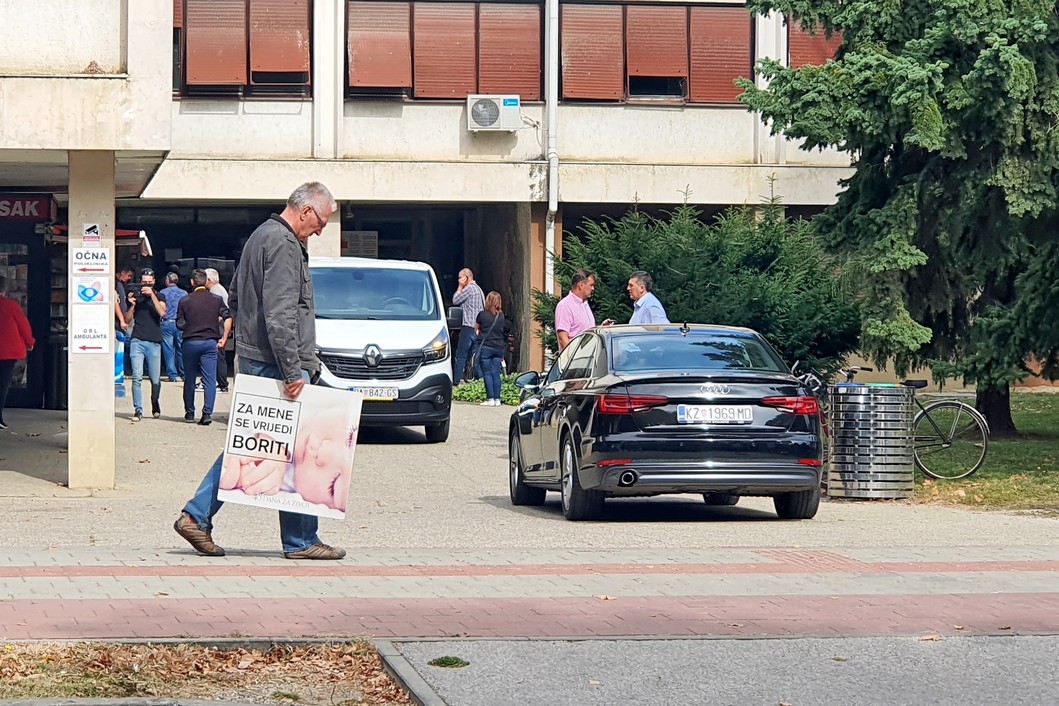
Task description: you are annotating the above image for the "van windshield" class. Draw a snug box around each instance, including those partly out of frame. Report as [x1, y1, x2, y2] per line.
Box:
[311, 267, 439, 321]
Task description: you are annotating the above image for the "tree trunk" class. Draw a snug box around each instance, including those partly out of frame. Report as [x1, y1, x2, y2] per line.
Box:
[976, 383, 1017, 439]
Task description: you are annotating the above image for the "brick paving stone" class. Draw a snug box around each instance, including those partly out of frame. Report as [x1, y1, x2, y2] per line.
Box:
[0, 546, 1057, 642]
[2, 593, 1058, 641]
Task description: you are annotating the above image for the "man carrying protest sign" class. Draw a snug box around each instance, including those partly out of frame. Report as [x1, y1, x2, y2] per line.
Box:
[174, 182, 344, 560]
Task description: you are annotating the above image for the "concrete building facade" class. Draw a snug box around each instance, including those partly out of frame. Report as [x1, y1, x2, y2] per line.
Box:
[0, 0, 852, 486]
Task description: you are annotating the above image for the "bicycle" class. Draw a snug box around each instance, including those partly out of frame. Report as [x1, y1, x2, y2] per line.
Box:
[833, 366, 990, 480]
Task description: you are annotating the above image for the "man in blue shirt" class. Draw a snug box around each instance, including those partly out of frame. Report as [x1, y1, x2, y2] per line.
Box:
[627, 271, 670, 324]
[159, 272, 188, 382]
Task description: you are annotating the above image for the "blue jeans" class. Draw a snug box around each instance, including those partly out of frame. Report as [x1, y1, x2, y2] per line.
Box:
[182, 339, 218, 415]
[453, 326, 477, 381]
[129, 339, 161, 414]
[161, 320, 184, 379]
[480, 344, 504, 400]
[182, 358, 321, 553]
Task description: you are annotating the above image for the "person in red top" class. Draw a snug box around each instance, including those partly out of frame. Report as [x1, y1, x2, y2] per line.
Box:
[0, 275, 36, 430]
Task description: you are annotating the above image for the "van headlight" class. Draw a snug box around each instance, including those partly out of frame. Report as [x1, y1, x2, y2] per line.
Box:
[422, 329, 449, 362]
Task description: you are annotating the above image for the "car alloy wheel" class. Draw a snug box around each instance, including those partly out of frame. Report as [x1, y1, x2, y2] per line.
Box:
[561, 439, 574, 515]
[509, 429, 547, 506]
[509, 433, 520, 497]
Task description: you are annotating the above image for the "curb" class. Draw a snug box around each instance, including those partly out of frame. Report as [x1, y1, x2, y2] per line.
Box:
[374, 640, 448, 706]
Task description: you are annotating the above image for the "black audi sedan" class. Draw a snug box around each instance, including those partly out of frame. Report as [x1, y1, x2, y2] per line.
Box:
[508, 324, 822, 521]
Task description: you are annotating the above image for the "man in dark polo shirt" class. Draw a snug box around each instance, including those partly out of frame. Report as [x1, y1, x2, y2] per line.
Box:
[123, 268, 165, 422]
[177, 269, 232, 426]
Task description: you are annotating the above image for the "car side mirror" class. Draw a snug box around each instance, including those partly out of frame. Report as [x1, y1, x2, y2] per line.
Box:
[515, 371, 540, 391]
[447, 306, 463, 330]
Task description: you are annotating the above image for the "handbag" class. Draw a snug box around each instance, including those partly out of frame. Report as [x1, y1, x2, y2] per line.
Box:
[466, 314, 500, 380]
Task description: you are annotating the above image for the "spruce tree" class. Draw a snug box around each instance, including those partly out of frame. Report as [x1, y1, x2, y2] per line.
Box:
[738, 0, 1059, 436]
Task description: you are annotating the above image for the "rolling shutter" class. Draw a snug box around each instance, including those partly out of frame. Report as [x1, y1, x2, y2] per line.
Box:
[174, 0, 183, 28]
[185, 0, 249, 85]
[413, 2, 477, 98]
[348, 1, 412, 88]
[625, 6, 688, 78]
[479, 4, 542, 100]
[689, 6, 752, 103]
[560, 4, 623, 100]
[789, 22, 842, 68]
[249, 0, 311, 77]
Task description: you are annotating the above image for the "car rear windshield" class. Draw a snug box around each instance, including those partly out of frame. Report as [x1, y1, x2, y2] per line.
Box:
[310, 267, 439, 321]
[610, 332, 788, 373]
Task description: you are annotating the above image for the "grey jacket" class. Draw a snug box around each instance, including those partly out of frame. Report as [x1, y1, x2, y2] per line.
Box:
[230, 215, 318, 383]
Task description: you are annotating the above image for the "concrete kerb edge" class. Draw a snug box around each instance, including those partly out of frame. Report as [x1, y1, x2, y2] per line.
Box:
[375, 640, 449, 706]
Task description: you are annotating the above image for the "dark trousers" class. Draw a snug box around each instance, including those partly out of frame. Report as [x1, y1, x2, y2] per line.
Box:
[0, 359, 15, 423]
[216, 347, 229, 390]
[454, 326, 478, 381]
[182, 339, 218, 415]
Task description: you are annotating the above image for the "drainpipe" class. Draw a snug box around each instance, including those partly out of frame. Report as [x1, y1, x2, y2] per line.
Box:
[544, 0, 559, 297]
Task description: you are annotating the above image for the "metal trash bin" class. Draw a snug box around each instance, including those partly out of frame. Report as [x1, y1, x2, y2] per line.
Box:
[827, 383, 915, 499]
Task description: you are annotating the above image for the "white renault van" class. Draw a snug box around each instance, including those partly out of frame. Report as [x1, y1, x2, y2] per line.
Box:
[309, 257, 461, 442]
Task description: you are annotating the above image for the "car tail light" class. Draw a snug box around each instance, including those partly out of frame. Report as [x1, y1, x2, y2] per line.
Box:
[597, 394, 669, 414]
[597, 458, 634, 467]
[762, 396, 820, 416]
[799, 458, 823, 467]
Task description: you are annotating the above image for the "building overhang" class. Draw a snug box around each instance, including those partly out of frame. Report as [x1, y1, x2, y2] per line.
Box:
[0, 150, 168, 201]
[140, 158, 852, 206]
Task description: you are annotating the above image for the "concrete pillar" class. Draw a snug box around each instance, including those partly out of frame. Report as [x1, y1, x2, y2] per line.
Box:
[754, 12, 787, 166]
[66, 150, 117, 489]
[528, 203, 561, 371]
[312, 0, 345, 159]
[308, 209, 342, 257]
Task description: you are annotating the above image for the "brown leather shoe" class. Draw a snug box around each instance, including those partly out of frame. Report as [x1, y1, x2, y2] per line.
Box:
[173, 512, 225, 557]
[284, 542, 346, 560]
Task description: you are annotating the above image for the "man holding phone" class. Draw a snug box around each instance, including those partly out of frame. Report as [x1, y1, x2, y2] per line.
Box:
[124, 268, 166, 421]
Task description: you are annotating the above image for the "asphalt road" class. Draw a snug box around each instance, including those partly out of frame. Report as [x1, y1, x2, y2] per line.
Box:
[397, 636, 1059, 706]
[1, 383, 1058, 551]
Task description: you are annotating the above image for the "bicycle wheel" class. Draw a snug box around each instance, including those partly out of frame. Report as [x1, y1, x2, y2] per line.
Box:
[913, 401, 989, 480]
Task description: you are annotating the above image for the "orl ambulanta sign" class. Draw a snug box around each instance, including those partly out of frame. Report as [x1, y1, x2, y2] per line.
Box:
[0, 194, 56, 221]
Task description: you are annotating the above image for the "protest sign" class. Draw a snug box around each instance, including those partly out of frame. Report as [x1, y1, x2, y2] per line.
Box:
[218, 374, 363, 519]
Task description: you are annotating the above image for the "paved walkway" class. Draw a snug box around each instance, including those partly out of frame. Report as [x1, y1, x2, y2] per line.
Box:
[2, 546, 1057, 641]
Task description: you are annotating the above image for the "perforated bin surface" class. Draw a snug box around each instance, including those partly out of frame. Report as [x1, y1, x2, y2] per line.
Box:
[827, 384, 915, 499]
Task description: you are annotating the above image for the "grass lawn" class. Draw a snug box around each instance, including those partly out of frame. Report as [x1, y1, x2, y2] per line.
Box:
[913, 390, 1059, 512]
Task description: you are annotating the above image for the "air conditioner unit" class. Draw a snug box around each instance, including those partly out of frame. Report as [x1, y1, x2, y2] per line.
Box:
[467, 94, 522, 132]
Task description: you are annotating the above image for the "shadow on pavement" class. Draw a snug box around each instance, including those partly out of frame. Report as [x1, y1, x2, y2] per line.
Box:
[477, 495, 779, 522]
[0, 408, 69, 486]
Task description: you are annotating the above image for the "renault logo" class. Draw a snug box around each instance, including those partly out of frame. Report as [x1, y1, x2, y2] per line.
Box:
[364, 344, 383, 367]
[700, 383, 731, 395]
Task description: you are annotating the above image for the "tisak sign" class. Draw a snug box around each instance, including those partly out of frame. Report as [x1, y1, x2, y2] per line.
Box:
[0, 194, 56, 221]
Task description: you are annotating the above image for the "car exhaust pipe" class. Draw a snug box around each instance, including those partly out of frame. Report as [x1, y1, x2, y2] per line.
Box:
[618, 471, 637, 487]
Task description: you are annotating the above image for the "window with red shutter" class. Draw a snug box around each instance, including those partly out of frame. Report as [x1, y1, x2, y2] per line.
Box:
[174, 0, 183, 28]
[789, 21, 842, 68]
[185, 0, 249, 86]
[249, 0, 311, 86]
[626, 5, 688, 98]
[560, 4, 624, 100]
[689, 6, 752, 104]
[413, 3, 478, 99]
[348, 1, 412, 90]
[479, 4, 542, 100]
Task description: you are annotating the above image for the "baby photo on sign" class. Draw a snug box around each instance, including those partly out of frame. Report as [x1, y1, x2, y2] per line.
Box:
[218, 374, 363, 519]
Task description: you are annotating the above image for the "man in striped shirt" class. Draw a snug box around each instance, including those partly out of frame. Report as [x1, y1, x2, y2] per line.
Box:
[452, 267, 485, 382]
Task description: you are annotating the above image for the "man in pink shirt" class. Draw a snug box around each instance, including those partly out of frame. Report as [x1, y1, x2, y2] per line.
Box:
[554, 269, 612, 349]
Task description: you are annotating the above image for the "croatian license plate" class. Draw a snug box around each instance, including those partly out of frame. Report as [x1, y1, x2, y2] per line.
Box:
[351, 386, 398, 400]
[677, 404, 753, 424]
